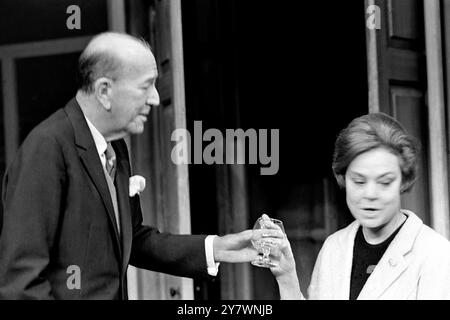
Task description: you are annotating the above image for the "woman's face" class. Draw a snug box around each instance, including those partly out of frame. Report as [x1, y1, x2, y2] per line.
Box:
[345, 147, 402, 230]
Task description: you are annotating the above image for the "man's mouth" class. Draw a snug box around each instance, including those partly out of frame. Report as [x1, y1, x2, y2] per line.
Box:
[138, 114, 148, 122]
[141, 109, 151, 118]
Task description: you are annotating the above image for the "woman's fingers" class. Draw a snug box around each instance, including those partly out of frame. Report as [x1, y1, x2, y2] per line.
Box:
[260, 216, 284, 233]
[270, 237, 292, 256]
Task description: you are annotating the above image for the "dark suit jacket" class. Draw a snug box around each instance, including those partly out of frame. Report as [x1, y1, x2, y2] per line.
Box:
[0, 98, 208, 299]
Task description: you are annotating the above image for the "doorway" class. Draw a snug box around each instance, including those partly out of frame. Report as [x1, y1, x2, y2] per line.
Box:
[182, 0, 368, 299]
[0, 0, 113, 225]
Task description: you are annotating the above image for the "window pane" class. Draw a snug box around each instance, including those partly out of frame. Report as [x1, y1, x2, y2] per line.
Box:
[16, 52, 80, 142]
[0, 0, 108, 45]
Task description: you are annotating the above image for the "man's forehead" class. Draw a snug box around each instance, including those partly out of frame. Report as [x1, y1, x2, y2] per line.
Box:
[128, 52, 158, 74]
[88, 33, 144, 49]
[87, 33, 154, 61]
[113, 44, 157, 75]
[117, 45, 155, 66]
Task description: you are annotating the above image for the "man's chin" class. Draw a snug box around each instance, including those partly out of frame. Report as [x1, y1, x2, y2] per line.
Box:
[128, 124, 145, 135]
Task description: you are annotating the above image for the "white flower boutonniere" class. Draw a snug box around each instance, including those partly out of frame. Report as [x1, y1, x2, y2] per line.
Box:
[129, 175, 146, 197]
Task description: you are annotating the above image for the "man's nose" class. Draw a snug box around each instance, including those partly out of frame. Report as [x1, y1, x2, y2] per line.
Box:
[146, 87, 160, 107]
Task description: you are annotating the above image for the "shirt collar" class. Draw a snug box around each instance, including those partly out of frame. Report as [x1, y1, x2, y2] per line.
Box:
[83, 114, 108, 158]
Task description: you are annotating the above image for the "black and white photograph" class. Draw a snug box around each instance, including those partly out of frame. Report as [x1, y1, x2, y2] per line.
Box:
[0, 0, 450, 309]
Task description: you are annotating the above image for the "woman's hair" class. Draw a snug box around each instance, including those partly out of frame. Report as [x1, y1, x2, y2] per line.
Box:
[332, 112, 419, 193]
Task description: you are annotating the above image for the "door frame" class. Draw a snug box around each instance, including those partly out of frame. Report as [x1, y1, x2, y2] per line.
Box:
[126, 0, 195, 300]
[0, 0, 125, 166]
[365, 0, 450, 239]
[424, 0, 450, 239]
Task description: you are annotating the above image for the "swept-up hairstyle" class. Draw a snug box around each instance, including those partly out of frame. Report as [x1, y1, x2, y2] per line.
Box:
[332, 113, 419, 193]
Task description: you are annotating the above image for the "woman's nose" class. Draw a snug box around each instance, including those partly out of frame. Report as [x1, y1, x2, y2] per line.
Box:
[363, 182, 378, 200]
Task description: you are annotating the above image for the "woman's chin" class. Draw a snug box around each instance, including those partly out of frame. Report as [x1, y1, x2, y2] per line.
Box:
[356, 215, 384, 229]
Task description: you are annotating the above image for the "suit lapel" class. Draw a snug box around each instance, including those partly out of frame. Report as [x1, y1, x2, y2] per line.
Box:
[112, 140, 133, 276]
[64, 98, 122, 259]
[357, 210, 423, 299]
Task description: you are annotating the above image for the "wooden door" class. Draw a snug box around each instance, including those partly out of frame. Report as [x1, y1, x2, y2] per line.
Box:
[0, 0, 117, 230]
[127, 0, 193, 300]
[365, 0, 430, 223]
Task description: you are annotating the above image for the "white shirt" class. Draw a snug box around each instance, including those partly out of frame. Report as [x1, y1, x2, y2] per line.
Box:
[83, 114, 219, 276]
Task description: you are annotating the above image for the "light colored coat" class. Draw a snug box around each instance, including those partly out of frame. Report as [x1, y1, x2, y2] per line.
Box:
[306, 210, 450, 300]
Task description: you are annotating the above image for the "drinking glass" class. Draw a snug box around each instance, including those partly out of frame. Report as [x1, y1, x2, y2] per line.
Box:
[251, 217, 285, 268]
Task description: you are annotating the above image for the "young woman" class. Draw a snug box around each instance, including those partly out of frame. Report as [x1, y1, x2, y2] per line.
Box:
[266, 113, 450, 299]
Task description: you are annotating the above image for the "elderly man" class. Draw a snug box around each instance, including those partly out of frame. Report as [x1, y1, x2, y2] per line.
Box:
[0, 32, 257, 299]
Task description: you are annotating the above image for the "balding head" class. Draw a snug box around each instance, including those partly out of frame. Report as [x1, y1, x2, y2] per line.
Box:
[76, 32, 154, 93]
[76, 32, 160, 141]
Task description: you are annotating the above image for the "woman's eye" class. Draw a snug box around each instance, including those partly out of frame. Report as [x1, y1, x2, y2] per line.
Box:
[379, 181, 392, 186]
[353, 180, 365, 185]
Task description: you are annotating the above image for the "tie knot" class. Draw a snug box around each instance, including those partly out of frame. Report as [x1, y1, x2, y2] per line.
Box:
[105, 143, 116, 177]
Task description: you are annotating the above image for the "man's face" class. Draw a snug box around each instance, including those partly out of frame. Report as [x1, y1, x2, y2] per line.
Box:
[345, 147, 402, 231]
[109, 50, 160, 136]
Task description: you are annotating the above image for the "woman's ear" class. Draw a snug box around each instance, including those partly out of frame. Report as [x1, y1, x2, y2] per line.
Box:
[94, 77, 113, 111]
[400, 181, 411, 194]
[335, 174, 346, 189]
[399, 173, 416, 194]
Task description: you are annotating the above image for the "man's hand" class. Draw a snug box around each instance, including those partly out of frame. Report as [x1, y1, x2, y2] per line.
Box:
[212, 225, 285, 263]
[213, 230, 259, 263]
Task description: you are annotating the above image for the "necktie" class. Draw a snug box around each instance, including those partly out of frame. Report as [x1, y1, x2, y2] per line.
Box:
[104, 143, 120, 235]
[105, 143, 116, 179]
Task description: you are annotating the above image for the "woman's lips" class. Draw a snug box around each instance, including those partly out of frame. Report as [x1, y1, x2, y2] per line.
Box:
[361, 207, 381, 212]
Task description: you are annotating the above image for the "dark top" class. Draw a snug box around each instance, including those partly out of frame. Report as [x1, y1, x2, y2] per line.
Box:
[349, 216, 407, 300]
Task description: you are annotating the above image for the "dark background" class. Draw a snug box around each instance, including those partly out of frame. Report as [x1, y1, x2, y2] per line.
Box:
[182, 0, 368, 299]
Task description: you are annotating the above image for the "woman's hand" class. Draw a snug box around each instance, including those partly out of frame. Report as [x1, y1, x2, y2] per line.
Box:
[252, 214, 295, 277]
[254, 214, 303, 299]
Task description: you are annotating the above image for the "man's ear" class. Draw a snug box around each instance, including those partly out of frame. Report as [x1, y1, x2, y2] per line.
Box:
[94, 77, 113, 111]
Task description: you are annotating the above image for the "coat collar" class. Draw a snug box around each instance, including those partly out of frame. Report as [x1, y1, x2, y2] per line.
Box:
[335, 210, 424, 299]
[63, 98, 123, 259]
[357, 210, 423, 299]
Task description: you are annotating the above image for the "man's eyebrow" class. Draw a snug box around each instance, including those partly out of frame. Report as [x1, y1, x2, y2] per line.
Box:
[143, 76, 157, 84]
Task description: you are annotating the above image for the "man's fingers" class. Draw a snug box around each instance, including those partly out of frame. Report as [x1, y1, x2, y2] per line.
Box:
[239, 229, 253, 240]
[252, 229, 285, 240]
[263, 221, 284, 233]
[221, 247, 259, 263]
